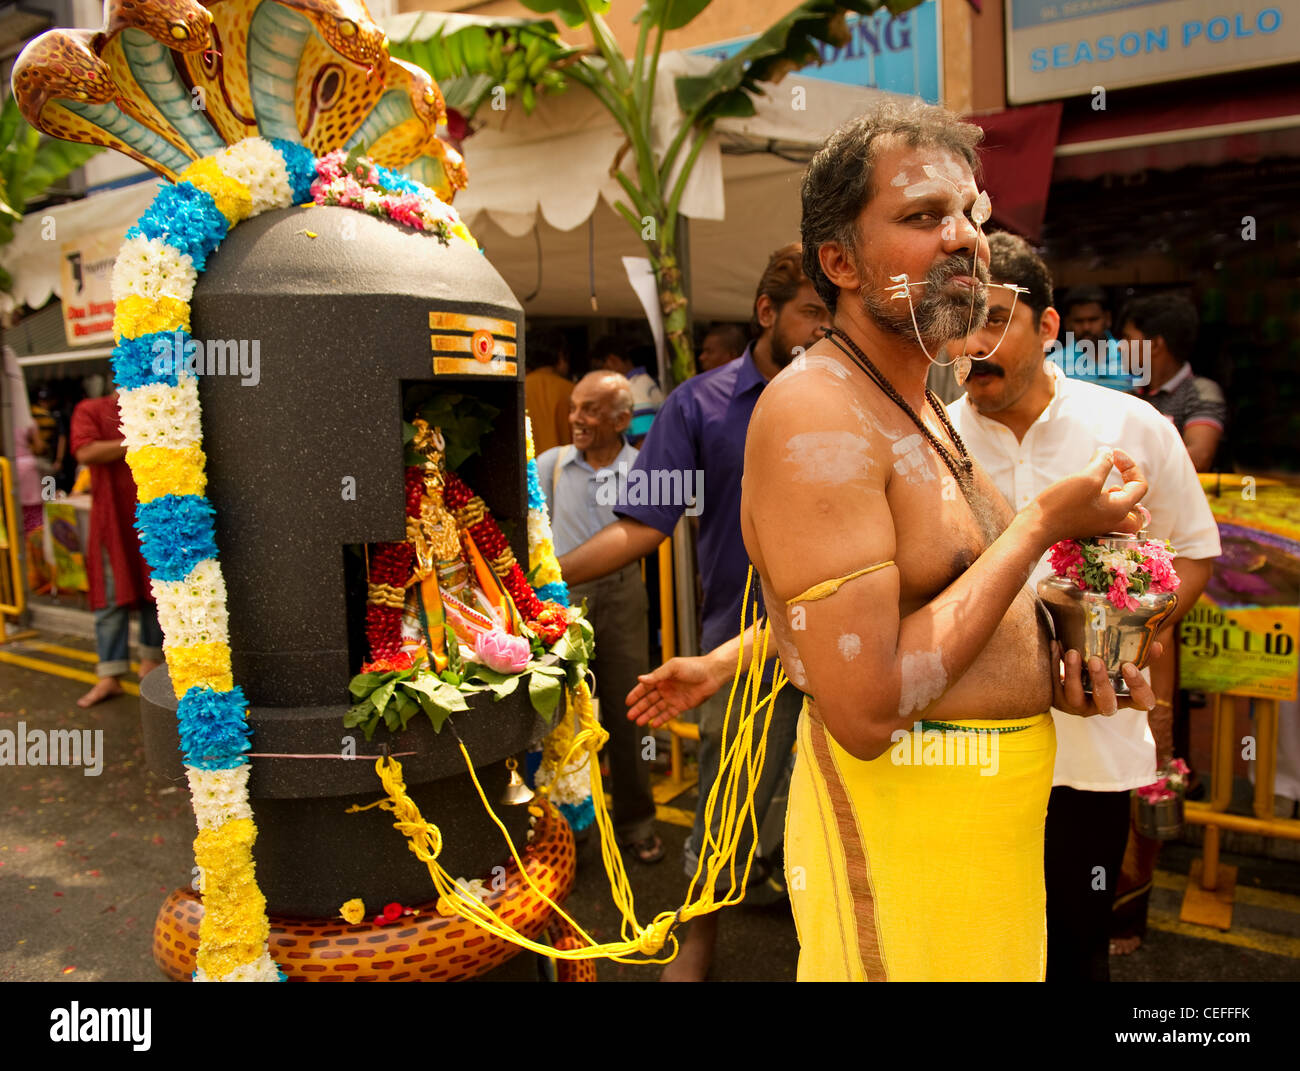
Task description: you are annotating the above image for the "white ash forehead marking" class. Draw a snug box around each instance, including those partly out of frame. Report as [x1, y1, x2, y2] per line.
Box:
[901, 178, 951, 200]
[891, 433, 934, 483]
[784, 431, 873, 484]
[894, 157, 971, 200]
[898, 648, 946, 717]
[837, 633, 862, 662]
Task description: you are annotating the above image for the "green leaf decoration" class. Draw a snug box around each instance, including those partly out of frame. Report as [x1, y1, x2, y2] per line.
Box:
[402, 674, 471, 711]
[348, 671, 384, 697]
[528, 670, 563, 720]
[465, 664, 510, 685]
[445, 621, 464, 674]
[371, 678, 398, 715]
[403, 389, 501, 472]
[344, 702, 374, 729]
[392, 690, 419, 729]
[415, 691, 454, 733]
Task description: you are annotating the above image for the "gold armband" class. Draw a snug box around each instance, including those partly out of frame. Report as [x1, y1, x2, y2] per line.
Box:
[786, 560, 896, 606]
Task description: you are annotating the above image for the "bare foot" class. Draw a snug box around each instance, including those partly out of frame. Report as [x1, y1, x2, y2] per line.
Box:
[1109, 935, 1142, 956]
[660, 912, 718, 981]
[77, 677, 124, 708]
[138, 659, 162, 681]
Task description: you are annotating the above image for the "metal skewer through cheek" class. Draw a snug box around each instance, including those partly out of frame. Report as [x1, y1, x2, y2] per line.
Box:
[884, 275, 1028, 374]
[881, 191, 1026, 384]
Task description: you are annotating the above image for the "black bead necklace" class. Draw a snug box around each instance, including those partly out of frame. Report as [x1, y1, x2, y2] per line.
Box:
[821, 325, 975, 491]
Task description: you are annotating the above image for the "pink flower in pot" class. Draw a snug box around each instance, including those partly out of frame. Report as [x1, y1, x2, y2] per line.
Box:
[474, 628, 531, 674]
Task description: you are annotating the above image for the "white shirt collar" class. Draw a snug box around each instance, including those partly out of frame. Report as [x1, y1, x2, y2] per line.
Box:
[960, 358, 1063, 435]
[1153, 362, 1192, 395]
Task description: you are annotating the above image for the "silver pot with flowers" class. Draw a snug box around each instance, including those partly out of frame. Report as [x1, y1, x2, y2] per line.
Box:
[1036, 509, 1180, 697]
[1132, 759, 1192, 840]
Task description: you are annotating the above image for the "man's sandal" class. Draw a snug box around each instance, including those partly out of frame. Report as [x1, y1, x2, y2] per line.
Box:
[623, 834, 665, 865]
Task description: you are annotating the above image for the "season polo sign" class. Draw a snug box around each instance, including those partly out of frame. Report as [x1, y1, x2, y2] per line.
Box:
[1006, 0, 1295, 104]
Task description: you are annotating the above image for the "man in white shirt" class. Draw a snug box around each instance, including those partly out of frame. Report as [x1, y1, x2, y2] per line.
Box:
[947, 233, 1221, 980]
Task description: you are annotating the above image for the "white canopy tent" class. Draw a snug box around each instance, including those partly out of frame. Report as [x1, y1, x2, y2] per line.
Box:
[452, 52, 891, 320]
[1, 53, 891, 324]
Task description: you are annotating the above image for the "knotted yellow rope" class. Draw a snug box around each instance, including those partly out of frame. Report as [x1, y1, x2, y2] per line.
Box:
[351, 567, 785, 963]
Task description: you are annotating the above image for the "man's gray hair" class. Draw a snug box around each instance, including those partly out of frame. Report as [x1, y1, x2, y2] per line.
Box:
[801, 101, 984, 312]
[580, 370, 634, 416]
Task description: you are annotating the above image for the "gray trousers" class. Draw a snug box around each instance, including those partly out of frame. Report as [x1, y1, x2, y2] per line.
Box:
[570, 563, 656, 843]
[684, 675, 803, 882]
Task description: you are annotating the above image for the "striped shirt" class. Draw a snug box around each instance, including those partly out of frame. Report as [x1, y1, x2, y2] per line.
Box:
[1134, 362, 1226, 434]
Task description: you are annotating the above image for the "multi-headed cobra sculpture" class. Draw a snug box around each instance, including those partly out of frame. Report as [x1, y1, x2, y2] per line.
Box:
[12, 0, 466, 197]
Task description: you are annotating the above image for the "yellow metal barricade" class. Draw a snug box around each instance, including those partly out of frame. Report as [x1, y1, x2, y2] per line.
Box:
[1182, 692, 1300, 928]
[0, 457, 26, 616]
[650, 535, 700, 804]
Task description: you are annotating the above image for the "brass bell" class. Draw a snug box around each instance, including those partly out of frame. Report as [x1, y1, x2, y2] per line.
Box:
[501, 757, 534, 806]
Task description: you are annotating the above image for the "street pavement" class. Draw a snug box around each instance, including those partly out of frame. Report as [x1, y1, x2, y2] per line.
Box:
[1, 648, 1297, 983]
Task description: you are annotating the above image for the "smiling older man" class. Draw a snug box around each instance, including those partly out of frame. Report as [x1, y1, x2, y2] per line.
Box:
[537, 371, 661, 864]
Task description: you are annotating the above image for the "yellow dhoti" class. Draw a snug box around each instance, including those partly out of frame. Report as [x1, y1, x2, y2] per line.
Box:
[785, 699, 1055, 981]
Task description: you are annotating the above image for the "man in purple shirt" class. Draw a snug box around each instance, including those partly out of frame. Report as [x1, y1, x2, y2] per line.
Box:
[558, 243, 830, 979]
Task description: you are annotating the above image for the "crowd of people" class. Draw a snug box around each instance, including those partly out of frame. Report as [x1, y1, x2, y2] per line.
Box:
[527, 99, 1238, 981]
[9, 94, 1248, 983]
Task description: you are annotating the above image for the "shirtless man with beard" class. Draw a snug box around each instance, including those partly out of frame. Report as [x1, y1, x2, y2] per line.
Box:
[634, 103, 1160, 981]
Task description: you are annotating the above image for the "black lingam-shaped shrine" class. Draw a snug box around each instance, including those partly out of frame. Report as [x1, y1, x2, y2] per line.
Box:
[139, 206, 548, 920]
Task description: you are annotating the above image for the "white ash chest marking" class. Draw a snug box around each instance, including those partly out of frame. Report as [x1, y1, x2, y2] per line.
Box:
[783, 431, 873, 485]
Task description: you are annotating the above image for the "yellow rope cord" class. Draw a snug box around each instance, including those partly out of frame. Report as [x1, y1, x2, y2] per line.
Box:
[348, 565, 787, 963]
[786, 560, 896, 605]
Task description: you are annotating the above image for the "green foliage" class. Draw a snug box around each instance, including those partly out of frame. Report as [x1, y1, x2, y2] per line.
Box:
[402, 390, 500, 471]
[635, 0, 715, 32]
[388, 15, 578, 119]
[0, 93, 105, 293]
[674, 0, 919, 120]
[343, 607, 592, 736]
[517, 0, 610, 27]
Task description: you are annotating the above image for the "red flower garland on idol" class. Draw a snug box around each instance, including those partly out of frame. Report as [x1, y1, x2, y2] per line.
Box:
[441, 471, 546, 622]
[363, 468, 423, 662]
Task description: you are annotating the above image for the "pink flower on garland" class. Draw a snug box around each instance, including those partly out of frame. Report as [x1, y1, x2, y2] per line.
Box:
[1140, 541, 1180, 593]
[1048, 540, 1085, 587]
[1107, 570, 1139, 611]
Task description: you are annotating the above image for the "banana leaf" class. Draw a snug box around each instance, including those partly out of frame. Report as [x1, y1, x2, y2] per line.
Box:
[515, 0, 610, 27]
[635, 0, 715, 31]
[673, 0, 922, 121]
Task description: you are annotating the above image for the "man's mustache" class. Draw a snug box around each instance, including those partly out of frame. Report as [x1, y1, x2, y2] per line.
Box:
[927, 255, 990, 288]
